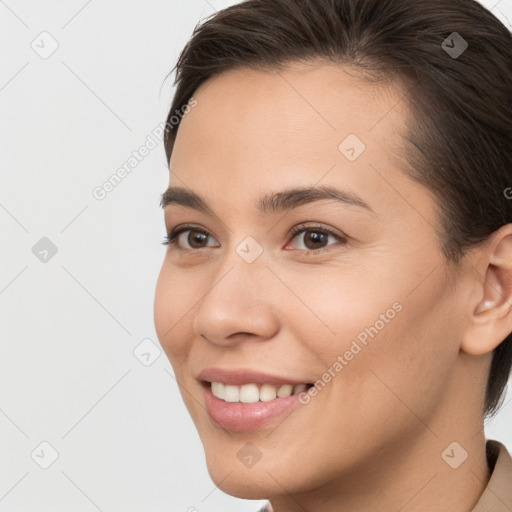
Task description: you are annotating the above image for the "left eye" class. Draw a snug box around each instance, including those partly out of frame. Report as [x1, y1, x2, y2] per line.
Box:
[287, 227, 345, 251]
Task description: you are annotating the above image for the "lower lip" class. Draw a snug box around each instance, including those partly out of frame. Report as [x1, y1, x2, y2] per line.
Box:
[203, 384, 306, 431]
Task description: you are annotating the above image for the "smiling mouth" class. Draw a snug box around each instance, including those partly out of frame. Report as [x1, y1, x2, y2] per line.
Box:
[203, 381, 314, 403]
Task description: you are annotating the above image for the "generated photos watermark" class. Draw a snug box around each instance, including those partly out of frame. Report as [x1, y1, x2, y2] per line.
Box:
[92, 97, 198, 201]
[298, 301, 403, 404]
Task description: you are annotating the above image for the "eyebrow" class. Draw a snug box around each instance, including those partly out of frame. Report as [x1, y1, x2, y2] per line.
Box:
[160, 184, 375, 216]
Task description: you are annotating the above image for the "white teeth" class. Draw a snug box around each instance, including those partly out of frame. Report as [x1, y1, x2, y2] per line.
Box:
[210, 381, 309, 402]
[277, 384, 293, 398]
[239, 384, 260, 403]
[224, 385, 240, 402]
[211, 382, 225, 400]
[259, 384, 277, 402]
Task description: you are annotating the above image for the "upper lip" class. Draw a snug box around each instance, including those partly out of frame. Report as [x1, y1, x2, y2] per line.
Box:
[197, 367, 312, 386]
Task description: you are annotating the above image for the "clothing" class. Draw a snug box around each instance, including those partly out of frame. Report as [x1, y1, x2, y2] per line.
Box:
[256, 439, 512, 512]
[472, 439, 512, 511]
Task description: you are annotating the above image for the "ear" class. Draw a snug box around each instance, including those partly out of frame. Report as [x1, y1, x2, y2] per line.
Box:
[461, 224, 512, 356]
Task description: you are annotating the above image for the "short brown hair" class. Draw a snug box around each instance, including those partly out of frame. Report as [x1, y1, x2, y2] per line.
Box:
[163, 0, 512, 417]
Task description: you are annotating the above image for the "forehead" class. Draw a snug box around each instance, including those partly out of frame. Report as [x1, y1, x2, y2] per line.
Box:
[168, 61, 431, 222]
[180, 61, 407, 136]
[172, 62, 408, 165]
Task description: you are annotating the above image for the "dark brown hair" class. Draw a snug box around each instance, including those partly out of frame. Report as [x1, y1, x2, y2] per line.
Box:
[163, 0, 512, 417]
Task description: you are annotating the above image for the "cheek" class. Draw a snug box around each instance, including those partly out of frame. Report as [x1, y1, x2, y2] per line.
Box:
[285, 261, 457, 412]
[279, 261, 402, 355]
[154, 262, 193, 363]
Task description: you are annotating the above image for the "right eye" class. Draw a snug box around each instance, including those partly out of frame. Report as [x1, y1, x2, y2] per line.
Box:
[162, 225, 220, 250]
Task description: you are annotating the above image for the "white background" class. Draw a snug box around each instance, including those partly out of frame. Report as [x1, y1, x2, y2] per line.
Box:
[1, 1, 511, 510]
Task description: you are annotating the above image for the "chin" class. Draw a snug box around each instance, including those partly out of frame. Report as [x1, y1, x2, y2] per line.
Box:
[203, 444, 318, 500]
[205, 463, 276, 500]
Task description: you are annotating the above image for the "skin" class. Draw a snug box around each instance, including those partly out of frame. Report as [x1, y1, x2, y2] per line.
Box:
[154, 61, 512, 512]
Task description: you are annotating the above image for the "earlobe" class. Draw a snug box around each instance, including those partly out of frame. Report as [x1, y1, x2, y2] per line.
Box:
[461, 226, 512, 356]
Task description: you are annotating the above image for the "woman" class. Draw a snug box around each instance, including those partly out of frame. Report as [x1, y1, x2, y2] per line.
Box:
[154, 0, 512, 510]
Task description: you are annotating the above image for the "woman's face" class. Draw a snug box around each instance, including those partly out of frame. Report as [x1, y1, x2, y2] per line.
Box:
[154, 62, 474, 498]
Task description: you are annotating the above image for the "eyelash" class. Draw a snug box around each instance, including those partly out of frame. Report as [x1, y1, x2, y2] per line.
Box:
[161, 223, 347, 254]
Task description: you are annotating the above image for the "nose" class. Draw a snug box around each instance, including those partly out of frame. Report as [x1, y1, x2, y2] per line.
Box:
[192, 254, 281, 347]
